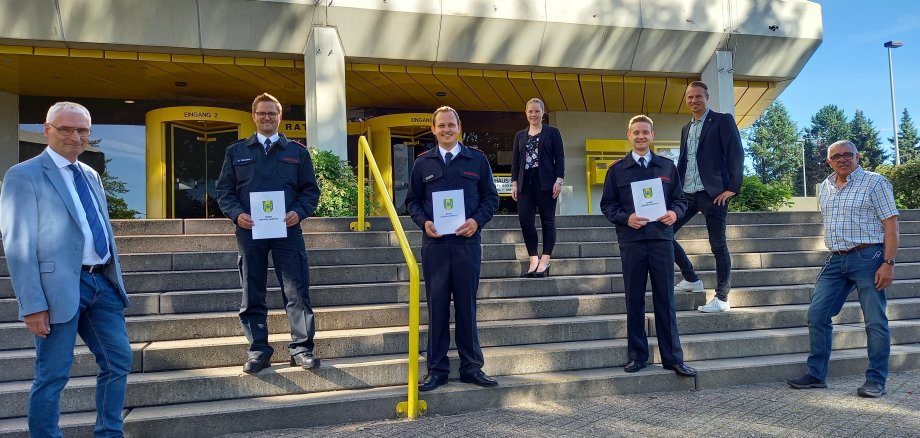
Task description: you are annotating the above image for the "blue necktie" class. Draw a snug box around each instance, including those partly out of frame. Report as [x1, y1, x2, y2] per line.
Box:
[445, 151, 453, 166]
[264, 138, 272, 153]
[67, 164, 109, 260]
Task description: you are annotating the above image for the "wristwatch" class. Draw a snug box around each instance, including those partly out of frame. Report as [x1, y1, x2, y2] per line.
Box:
[884, 259, 896, 266]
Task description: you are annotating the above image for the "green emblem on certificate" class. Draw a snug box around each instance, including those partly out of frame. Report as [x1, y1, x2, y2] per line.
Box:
[262, 200, 273, 213]
[643, 187, 653, 199]
[443, 198, 454, 210]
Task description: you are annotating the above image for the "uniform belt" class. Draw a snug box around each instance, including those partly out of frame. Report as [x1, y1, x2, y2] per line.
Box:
[82, 263, 110, 274]
[831, 243, 874, 256]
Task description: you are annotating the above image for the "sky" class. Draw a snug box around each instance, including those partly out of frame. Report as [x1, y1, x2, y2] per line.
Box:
[780, 0, 920, 152]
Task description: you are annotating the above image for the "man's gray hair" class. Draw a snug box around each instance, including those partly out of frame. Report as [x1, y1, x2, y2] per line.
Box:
[827, 140, 859, 158]
[46, 102, 91, 124]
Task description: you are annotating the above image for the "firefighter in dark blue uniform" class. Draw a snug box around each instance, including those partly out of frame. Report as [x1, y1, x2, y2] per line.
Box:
[405, 106, 500, 391]
[600, 115, 697, 377]
[216, 93, 321, 374]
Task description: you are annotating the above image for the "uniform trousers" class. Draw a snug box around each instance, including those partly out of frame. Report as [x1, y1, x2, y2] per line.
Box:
[236, 226, 315, 360]
[421, 242, 485, 378]
[620, 239, 685, 366]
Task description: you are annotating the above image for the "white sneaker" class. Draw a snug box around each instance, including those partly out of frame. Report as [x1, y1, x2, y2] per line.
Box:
[698, 297, 730, 313]
[674, 279, 704, 292]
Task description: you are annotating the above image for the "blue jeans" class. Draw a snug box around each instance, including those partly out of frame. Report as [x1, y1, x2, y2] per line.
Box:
[672, 191, 731, 300]
[806, 244, 889, 385]
[29, 271, 131, 438]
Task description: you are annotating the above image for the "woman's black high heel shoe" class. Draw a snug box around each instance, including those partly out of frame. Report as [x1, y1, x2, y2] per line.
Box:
[520, 269, 537, 278]
[532, 263, 551, 278]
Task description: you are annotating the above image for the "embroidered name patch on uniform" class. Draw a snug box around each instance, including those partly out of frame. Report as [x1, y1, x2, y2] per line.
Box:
[281, 157, 300, 164]
[234, 158, 254, 164]
[660, 176, 671, 183]
[424, 174, 435, 181]
[462, 171, 479, 178]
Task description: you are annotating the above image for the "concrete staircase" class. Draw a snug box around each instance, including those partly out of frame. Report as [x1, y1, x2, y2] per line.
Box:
[1, 211, 919, 437]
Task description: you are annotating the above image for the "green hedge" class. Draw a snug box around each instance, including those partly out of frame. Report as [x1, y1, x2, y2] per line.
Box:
[728, 176, 793, 212]
[309, 147, 376, 217]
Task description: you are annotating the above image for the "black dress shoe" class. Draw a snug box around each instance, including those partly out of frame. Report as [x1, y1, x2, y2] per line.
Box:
[243, 357, 271, 374]
[520, 270, 536, 278]
[460, 370, 499, 387]
[532, 264, 551, 278]
[624, 360, 647, 373]
[290, 352, 320, 369]
[665, 363, 697, 377]
[419, 374, 448, 392]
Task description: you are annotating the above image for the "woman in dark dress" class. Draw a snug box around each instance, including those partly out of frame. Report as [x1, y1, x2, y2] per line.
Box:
[511, 98, 565, 278]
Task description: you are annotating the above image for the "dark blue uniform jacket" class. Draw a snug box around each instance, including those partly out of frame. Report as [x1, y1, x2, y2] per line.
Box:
[405, 144, 499, 244]
[215, 133, 320, 226]
[600, 152, 687, 243]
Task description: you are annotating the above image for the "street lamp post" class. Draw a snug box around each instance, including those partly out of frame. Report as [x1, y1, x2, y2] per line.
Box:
[885, 40, 903, 165]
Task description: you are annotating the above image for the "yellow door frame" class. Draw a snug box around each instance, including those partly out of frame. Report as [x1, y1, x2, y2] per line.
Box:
[145, 106, 255, 218]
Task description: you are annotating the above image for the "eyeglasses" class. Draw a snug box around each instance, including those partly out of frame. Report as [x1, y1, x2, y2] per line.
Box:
[255, 112, 279, 119]
[829, 152, 855, 161]
[49, 123, 91, 138]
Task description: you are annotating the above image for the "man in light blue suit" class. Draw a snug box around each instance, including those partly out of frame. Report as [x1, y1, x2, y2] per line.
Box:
[0, 102, 131, 437]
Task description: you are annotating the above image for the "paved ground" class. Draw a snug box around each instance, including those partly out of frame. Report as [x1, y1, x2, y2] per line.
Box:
[221, 370, 920, 438]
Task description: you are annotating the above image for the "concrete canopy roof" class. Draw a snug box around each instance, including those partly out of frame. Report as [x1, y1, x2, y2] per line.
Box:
[0, 0, 822, 123]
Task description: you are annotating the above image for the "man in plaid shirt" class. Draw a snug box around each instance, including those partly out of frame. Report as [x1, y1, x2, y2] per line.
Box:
[787, 140, 899, 398]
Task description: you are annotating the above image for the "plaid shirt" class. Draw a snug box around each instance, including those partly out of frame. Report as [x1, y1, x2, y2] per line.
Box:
[682, 109, 708, 193]
[819, 166, 898, 251]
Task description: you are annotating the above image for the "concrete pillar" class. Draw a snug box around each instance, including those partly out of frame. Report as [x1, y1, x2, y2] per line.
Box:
[0, 90, 19, 186]
[701, 50, 735, 117]
[304, 26, 347, 159]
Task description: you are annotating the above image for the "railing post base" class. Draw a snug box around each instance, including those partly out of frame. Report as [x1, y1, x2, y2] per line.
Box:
[396, 399, 428, 419]
[349, 221, 371, 231]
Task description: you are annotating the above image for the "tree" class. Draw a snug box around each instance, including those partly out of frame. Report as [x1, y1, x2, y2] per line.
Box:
[877, 160, 920, 208]
[744, 101, 800, 190]
[890, 108, 920, 163]
[802, 105, 851, 196]
[87, 139, 139, 219]
[849, 110, 887, 170]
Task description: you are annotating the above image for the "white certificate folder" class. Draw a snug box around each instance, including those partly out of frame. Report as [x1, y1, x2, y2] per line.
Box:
[249, 191, 287, 239]
[432, 189, 465, 235]
[630, 178, 667, 221]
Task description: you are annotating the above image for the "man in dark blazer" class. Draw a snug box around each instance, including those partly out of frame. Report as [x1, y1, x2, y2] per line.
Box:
[0, 102, 132, 436]
[600, 115, 695, 377]
[216, 93, 321, 374]
[673, 81, 744, 313]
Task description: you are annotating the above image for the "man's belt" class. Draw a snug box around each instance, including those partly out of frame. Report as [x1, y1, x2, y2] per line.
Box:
[82, 263, 110, 274]
[831, 243, 875, 256]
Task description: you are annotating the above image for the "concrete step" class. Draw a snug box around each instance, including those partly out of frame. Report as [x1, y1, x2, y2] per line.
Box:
[101, 211, 920, 236]
[4, 265, 920, 325]
[2, 342, 915, 438]
[3, 319, 917, 420]
[5, 283, 920, 382]
[4, 297, 912, 378]
[72, 225, 920, 255]
[6, 242, 920, 280]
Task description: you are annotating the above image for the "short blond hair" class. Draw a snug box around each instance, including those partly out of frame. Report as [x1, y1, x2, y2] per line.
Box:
[628, 114, 654, 130]
[252, 93, 282, 113]
[525, 98, 545, 112]
[432, 106, 460, 125]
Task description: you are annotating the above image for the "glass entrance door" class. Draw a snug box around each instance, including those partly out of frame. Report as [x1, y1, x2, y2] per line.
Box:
[165, 122, 240, 218]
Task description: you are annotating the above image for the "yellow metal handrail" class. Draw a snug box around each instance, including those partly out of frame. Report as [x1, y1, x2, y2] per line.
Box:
[349, 136, 427, 419]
